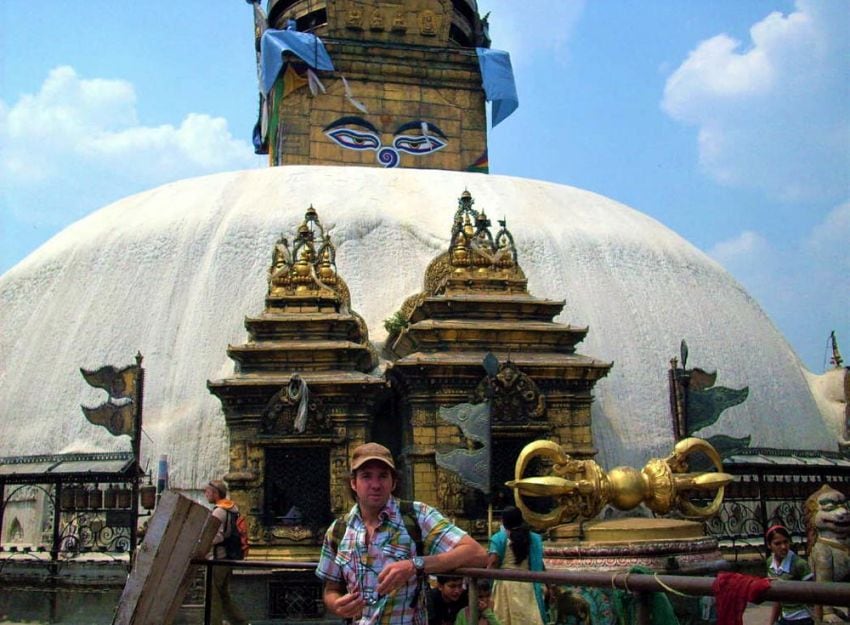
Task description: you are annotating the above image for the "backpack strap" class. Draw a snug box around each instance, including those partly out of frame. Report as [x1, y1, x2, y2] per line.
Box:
[215, 505, 226, 533]
[397, 499, 426, 610]
[330, 514, 347, 555]
[398, 499, 423, 556]
[327, 500, 423, 557]
[218, 506, 236, 537]
[213, 506, 233, 560]
[325, 501, 425, 610]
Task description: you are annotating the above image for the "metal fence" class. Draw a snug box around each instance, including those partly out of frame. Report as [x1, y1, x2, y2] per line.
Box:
[0, 452, 146, 561]
[193, 559, 850, 625]
[701, 462, 850, 559]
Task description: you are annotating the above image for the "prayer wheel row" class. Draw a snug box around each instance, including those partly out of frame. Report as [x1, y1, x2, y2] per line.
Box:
[59, 484, 157, 511]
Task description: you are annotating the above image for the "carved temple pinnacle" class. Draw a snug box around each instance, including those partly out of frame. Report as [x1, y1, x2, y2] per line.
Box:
[267, 206, 348, 306]
[448, 190, 519, 282]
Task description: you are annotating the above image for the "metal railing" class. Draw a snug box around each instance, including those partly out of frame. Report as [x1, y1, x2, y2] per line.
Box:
[193, 558, 850, 625]
[703, 465, 850, 554]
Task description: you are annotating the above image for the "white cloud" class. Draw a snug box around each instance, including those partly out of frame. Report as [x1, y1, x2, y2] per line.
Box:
[708, 200, 850, 371]
[0, 66, 260, 227]
[662, 0, 850, 202]
[707, 229, 788, 311]
[804, 201, 850, 266]
[708, 230, 771, 267]
[477, 0, 585, 68]
[664, 34, 774, 108]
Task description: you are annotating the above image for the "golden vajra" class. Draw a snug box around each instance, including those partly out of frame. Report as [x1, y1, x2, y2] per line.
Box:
[506, 437, 732, 530]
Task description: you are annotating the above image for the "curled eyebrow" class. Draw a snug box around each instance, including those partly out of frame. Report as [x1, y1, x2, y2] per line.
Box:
[394, 120, 447, 138]
[323, 116, 379, 133]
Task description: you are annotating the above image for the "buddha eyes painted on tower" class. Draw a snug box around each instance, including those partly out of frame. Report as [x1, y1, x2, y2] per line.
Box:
[323, 116, 447, 167]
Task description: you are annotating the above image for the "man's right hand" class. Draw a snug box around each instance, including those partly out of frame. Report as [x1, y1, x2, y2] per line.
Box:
[331, 590, 365, 619]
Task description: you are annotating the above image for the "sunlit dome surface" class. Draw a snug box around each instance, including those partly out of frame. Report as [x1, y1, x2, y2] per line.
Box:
[0, 166, 834, 486]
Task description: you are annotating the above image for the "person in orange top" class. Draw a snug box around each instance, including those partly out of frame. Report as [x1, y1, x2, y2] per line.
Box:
[205, 480, 248, 625]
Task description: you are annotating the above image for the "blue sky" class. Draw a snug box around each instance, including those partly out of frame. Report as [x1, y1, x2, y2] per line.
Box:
[1, 1, 847, 372]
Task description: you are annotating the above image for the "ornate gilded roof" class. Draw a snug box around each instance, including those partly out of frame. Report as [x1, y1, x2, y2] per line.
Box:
[387, 190, 603, 362]
[213, 205, 378, 381]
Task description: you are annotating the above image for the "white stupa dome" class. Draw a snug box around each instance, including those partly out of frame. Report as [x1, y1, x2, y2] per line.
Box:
[0, 166, 834, 486]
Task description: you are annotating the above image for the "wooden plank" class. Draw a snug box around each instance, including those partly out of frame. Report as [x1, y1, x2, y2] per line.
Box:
[112, 491, 219, 625]
[129, 497, 197, 620]
[113, 490, 189, 624]
[145, 505, 218, 624]
[161, 517, 219, 625]
[132, 500, 211, 623]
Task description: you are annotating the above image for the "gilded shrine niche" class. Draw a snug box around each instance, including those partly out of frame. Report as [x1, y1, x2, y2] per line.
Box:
[386, 191, 612, 534]
[208, 206, 386, 557]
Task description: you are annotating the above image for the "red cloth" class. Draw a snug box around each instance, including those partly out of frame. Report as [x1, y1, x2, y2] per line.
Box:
[712, 572, 772, 625]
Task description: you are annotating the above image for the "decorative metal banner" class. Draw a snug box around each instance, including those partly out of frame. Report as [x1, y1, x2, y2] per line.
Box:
[80, 355, 142, 438]
[435, 401, 491, 494]
[669, 339, 750, 459]
[80, 402, 136, 438]
[80, 364, 139, 400]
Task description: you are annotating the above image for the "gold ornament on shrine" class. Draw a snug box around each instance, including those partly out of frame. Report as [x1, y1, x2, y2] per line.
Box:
[507, 437, 732, 530]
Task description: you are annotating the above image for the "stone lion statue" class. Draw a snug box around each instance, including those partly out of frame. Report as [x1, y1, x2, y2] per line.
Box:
[804, 484, 850, 623]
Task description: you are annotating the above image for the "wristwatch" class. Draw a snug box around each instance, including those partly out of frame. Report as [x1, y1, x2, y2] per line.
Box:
[412, 556, 426, 576]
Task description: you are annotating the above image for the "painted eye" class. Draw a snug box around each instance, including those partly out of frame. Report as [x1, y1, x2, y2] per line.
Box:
[393, 135, 447, 155]
[325, 128, 381, 151]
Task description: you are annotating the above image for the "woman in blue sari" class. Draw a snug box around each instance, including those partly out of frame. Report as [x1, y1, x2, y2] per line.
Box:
[487, 507, 546, 625]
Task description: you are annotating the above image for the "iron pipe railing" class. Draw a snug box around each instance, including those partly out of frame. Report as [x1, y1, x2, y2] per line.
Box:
[193, 559, 316, 570]
[464, 566, 850, 606]
[193, 558, 850, 625]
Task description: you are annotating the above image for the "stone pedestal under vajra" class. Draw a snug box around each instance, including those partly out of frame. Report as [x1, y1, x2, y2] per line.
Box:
[541, 519, 721, 625]
[544, 518, 722, 572]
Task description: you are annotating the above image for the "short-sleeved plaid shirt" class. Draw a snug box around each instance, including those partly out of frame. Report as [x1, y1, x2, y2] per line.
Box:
[316, 496, 468, 625]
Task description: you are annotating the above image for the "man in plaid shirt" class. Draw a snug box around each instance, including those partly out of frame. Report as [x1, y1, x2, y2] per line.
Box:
[316, 443, 487, 625]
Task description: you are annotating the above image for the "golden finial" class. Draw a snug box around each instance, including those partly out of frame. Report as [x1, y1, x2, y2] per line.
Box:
[266, 205, 344, 297]
[452, 236, 471, 268]
[318, 238, 337, 285]
[830, 331, 844, 368]
[475, 210, 491, 245]
[462, 214, 474, 238]
[444, 189, 522, 282]
[297, 221, 312, 242]
[493, 218, 517, 268]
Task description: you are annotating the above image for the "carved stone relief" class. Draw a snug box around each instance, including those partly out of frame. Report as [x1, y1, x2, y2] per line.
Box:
[472, 361, 546, 424]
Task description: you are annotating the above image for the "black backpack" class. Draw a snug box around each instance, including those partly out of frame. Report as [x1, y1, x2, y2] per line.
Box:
[218, 508, 248, 560]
